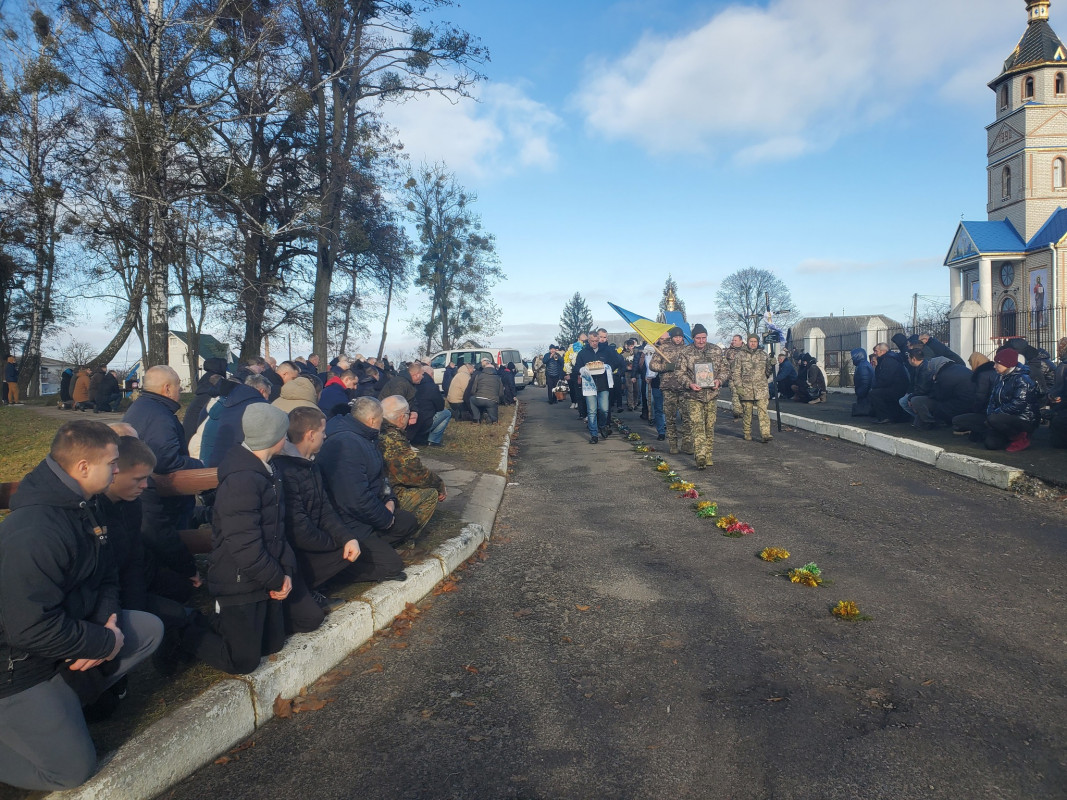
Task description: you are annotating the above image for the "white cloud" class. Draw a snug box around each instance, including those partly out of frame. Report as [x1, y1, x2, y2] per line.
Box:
[383, 82, 562, 179]
[574, 0, 1019, 161]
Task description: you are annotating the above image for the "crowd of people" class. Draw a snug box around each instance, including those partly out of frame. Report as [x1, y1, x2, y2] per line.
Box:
[843, 333, 1067, 452]
[541, 326, 777, 468]
[0, 350, 478, 792]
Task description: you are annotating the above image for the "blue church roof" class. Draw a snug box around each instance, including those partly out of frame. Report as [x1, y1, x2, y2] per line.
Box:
[963, 220, 1026, 251]
[1026, 206, 1067, 249]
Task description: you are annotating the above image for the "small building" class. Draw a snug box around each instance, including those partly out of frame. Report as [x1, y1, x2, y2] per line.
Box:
[39, 356, 75, 397]
[168, 331, 233, 391]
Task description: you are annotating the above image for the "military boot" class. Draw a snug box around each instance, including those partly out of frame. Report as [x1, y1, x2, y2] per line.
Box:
[669, 440, 679, 455]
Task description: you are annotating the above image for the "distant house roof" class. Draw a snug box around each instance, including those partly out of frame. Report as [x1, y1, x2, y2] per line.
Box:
[788, 315, 905, 343]
[169, 330, 230, 361]
[998, 18, 1067, 79]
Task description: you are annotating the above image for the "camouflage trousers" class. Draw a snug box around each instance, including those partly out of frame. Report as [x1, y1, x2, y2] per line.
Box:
[663, 390, 692, 453]
[741, 398, 771, 440]
[731, 385, 743, 417]
[396, 487, 439, 535]
[686, 399, 717, 466]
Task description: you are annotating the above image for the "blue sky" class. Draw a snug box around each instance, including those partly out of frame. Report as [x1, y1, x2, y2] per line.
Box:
[60, 0, 1032, 361]
[374, 0, 1024, 356]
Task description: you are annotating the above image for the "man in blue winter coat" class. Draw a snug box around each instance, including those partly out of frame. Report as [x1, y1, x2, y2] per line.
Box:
[849, 348, 874, 415]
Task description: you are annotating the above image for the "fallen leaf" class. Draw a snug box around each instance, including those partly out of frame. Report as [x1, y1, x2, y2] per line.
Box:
[583, 693, 593, 698]
[575, 604, 590, 612]
[390, 642, 409, 649]
[560, 636, 572, 644]
[362, 663, 384, 675]
[434, 580, 459, 595]
[513, 608, 533, 618]
[464, 665, 479, 674]
[228, 741, 255, 754]
[765, 697, 786, 702]
[214, 756, 231, 765]
[462, 700, 476, 707]
[469, 735, 485, 742]
[849, 481, 863, 486]
[922, 679, 935, 686]
[273, 695, 293, 719]
[293, 697, 327, 713]
[421, 709, 433, 718]
[647, 745, 661, 751]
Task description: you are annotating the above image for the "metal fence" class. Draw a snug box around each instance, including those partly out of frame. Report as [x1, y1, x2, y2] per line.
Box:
[806, 307, 1064, 387]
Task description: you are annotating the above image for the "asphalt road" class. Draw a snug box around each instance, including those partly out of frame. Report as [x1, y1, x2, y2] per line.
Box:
[161, 396, 1067, 800]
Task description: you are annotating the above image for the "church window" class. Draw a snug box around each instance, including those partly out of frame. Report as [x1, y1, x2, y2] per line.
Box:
[1055, 158, 1066, 188]
[1002, 166, 1012, 198]
[999, 296, 1017, 338]
[999, 85, 1009, 110]
[1057, 73, 1066, 95]
[1023, 76, 1035, 100]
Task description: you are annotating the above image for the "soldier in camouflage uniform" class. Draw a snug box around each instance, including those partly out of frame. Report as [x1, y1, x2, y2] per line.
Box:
[734, 334, 775, 443]
[378, 395, 447, 535]
[649, 326, 692, 454]
[725, 334, 745, 420]
[678, 323, 730, 469]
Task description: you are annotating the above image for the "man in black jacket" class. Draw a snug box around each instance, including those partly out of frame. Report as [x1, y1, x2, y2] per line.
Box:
[317, 397, 415, 581]
[122, 365, 204, 602]
[274, 407, 365, 619]
[180, 404, 305, 675]
[410, 364, 451, 446]
[0, 421, 163, 791]
[870, 342, 910, 423]
[908, 357, 976, 430]
[543, 344, 564, 404]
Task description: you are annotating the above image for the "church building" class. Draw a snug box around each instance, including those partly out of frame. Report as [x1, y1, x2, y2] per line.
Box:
[945, 0, 1066, 356]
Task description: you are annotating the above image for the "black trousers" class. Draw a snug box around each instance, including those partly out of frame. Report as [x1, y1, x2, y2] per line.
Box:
[182, 598, 286, 675]
[870, 388, 906, 421]
[546, 374, 562, 403]
[326, 508, 419, 584]
[956, 411, 1036, 450]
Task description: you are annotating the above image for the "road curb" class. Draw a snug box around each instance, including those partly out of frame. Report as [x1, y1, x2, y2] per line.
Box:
[718, 400, 1025, 490]
[50, 412, 515, 800]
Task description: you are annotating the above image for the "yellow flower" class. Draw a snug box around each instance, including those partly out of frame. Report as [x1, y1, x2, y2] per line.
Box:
[832, 600, 861, 619]
[716, 514, 739, 530]
[656, 463, 670, 472]
[759, 547, 790, 562]
[788, 568, 822, 587]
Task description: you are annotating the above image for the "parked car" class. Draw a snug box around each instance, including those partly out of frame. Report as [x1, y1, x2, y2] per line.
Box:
[427, 348, 527, 390]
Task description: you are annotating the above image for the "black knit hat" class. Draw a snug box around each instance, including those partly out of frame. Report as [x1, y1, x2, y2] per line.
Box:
[691, 323, 707, 336]
[668, 326, 684, 337]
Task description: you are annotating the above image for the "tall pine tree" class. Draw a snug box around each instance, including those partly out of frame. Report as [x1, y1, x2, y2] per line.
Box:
[558, 292, 593, 348]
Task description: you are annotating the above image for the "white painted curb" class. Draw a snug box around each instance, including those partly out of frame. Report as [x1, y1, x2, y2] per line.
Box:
[719, 400, 1024, 490]
[53, 423, 513, 800]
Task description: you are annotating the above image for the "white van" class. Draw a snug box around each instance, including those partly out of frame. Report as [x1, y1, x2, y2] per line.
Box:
[428, 348, 527, 390]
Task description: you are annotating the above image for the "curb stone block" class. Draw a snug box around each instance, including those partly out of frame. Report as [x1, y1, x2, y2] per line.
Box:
[864, 431, 899, 456]
[836, 425, 867, 446]
[53, 679, 255, 800]
[812, 420, 837, 436]
[363, 560, 445, 631]
[431, 524, 487, 575]
[893, 438, 944, 466]
[463, 474, 506, 533]
[248, 601, 375, 723]
[935, 452, 1023, 489]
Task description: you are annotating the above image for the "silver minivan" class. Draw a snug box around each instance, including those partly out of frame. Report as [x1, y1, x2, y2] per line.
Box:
[428, 348, 527, 390]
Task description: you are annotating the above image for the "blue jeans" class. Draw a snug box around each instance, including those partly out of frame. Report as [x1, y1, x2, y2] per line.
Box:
[651, 387, 666, 436]
[585, 391, 610, 437]
[428, 409, 452, 444]
[899, 393, 915, 419]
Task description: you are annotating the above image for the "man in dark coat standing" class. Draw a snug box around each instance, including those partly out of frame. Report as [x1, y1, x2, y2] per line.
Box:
[122, 366, 203, 601]
[316, 397, 416, 582]
[543, 344, 565, 404]
[0, 421, 162, 791]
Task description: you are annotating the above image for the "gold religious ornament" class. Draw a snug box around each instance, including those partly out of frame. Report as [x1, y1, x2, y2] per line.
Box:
[665, 286, 677, 312]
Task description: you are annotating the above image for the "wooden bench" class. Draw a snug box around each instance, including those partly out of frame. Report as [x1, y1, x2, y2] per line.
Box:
[1, 469, 219, 554]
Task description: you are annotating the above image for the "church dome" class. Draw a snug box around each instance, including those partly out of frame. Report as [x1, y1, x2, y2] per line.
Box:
[998, 1, 1066, 79]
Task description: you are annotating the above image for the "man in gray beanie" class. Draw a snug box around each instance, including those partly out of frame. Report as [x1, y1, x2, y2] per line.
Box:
[181, 403, 320, 674]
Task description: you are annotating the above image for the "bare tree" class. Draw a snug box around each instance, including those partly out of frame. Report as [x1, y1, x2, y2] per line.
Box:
[715, 267, 797, 339]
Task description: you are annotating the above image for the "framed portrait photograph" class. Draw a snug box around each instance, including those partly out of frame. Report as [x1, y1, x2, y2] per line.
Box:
[694, 362, 715, 388]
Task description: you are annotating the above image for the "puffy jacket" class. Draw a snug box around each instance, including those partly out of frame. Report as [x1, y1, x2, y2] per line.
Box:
[207, 444, 294, 605]
[850, 348, 874, 400]
[410, 376, 446, 442]
[469, 366, 504, 401]
[94, 372, 120, 407]
[543, 351, 564, 379]
[318, 376, 352, 417]
[971, 361, 997, 413]
[378, 373, 417, 404]
[923, 336, 964, 365]
[272, 376, 320, 413]
[182, 357, 229, 442]
[910, 358, 936, 397]
[927, 358, 976, 417]
[987, 365, 1040, 423]
[199, 383, 268, 468]
[72, 369, 91, 403]
[775, 357, 797, 387]
[874, 350, 909, 396]
[447, 368, 473, 404]
[273, 442, 353, 555]
[122, 390, 201, 579]
[317, 413, 394, 537]
[0, 458, 120, 698]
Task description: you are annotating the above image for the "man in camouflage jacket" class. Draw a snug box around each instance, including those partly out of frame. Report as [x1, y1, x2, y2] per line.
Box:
[678, 323, 730, 469]
[734, 334, 775, 443]
[724, 334, 745, 419]
[649, 326, 692, 454]
[378, 395, 446, 535]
